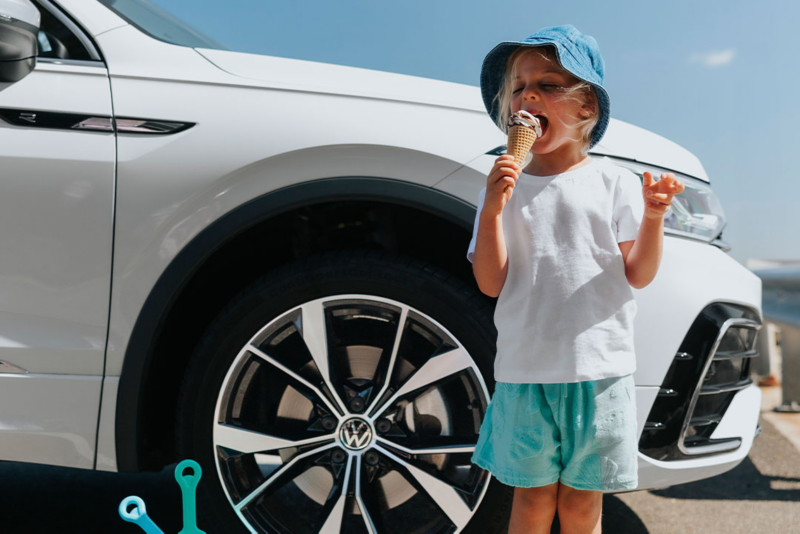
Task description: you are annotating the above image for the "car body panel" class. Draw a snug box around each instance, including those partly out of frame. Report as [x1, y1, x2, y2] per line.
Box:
[96, 375, 118, 471]
[0, 374, 101, 468]
[0, 60, 114, 376]
[0, 55, 115, 467]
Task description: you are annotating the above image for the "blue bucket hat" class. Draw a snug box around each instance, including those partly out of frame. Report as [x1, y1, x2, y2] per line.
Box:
[480, 24, 610, 149]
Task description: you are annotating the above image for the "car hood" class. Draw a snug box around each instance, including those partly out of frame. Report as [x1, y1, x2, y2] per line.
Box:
[593, 119, 709, 182]
[195, 47, 485, 115]
[195, 48, 709, 181]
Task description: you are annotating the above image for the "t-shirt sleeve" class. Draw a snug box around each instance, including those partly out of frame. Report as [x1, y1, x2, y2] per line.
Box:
[613, 169, 645, 243]
[466, 187, 487, 263]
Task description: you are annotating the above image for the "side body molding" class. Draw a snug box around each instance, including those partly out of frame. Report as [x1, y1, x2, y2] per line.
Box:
[115, 175, 477, 472]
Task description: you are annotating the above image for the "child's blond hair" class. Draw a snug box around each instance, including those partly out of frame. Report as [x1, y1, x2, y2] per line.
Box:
[493, 45, 600, 157]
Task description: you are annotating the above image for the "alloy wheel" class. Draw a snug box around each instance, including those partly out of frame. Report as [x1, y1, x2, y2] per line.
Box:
[212, 294, 492, 533]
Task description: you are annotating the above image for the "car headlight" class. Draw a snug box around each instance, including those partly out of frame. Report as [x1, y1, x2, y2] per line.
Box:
[616, 163, 727, 243]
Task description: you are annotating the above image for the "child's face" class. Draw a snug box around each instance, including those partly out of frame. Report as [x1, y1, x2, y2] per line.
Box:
[509, 50, 593, 154]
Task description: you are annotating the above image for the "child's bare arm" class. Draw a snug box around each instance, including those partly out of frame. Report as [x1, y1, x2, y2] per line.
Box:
[472, 155, 520, 297]
[473, 213, 509, 297]
[625, 171, 685, 288]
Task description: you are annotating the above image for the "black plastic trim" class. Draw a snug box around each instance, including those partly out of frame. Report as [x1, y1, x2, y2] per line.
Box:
[114, 177, 478, 472]
[0, 107, 194, 134]
[38, 0, 103, 62]
[638, 302, 761, 461]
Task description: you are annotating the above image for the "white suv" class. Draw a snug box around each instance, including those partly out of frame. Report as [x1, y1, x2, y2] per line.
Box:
[0, 1, 764, 532]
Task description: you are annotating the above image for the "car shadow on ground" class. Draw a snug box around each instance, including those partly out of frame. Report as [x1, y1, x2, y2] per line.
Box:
[3, 443, 796, 533]
[649, 455, 800, 502]
[0, 460, 183, 533]
[0, 457, 652, 534]
[547, 496, 649, 533]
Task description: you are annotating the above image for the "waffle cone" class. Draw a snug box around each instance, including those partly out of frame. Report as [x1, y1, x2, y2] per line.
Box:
[504, 125, 538, 193]
[508, 124, 537, 164]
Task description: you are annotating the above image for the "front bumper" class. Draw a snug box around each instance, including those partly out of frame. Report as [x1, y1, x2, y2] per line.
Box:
[636, 384, 761, 490]
[633, 300, 763, 490]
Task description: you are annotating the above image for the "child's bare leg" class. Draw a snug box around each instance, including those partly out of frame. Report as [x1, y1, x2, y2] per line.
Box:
[507, 481, 558, 534]
[556, 482, 602, 533]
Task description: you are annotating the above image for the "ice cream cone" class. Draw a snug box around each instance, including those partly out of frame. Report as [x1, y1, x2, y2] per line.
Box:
[507, 124, 538, 166]
[504, 111, 542, 193]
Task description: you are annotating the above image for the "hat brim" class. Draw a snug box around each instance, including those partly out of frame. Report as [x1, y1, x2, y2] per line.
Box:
[480, 41, 610, 150]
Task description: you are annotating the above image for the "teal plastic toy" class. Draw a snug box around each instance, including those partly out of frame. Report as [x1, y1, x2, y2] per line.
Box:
[119, 496, 165, 534]
[119, 459, 206, 534]
[175, 459, 206, 534]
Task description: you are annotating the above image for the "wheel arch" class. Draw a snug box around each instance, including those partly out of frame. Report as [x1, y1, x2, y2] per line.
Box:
[115, 176, 482, 472]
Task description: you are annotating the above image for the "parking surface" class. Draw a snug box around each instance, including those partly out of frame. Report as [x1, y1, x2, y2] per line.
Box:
[0, 398, 798, 533]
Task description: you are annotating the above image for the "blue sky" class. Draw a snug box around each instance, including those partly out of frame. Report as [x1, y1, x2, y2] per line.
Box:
[150, 0, 797, 268]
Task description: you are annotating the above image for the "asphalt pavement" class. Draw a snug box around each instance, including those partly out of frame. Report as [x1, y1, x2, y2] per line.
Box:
[0, 387, 798, 533]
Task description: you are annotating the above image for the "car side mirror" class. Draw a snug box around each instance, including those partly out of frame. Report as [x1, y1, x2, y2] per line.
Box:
[0, 0, 41, 83]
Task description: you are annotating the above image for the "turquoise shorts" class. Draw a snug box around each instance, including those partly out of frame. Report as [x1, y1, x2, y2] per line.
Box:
[471, 374, 639, 492]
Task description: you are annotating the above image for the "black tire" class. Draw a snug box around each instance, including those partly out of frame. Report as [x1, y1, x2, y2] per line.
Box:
[176, 249, 512, 533]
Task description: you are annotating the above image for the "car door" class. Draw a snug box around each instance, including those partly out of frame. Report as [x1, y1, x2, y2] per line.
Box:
[0, 0, 114, 468]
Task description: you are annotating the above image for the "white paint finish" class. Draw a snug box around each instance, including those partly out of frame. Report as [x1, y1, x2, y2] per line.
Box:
[0, 63, 114, 375]
[636, 385, 761, 490]
[53, 0, 128, 37]
[196, 47, 486, 114]
[96, 375, 118, 472]
[1, 0, 40, 26]
[0, 373, 101, 468]
[95, 24, 247, 83]
[710, 385, 762, 441]
[592, 119, 709, 182]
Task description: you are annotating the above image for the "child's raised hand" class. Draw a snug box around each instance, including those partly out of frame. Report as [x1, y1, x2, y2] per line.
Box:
[483, 155, 522, 217]
[642, 172, 685, 220]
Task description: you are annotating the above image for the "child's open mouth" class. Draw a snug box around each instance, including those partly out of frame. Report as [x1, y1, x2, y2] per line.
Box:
[534, 115, 549, 137]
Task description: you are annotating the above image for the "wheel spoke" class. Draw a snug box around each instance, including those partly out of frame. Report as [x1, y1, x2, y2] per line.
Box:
[364, 305, 409, 416]
[215, 422, 334, 455]
[234, 441, 339, 512]
[248, 344, 342, 417]
[319, 455, 353, 534]
[300, 301, 349, 415]
[378, 446, 471, 531]
[374, 436, 475, 456]
[354, 454, 377, 534]
[372, 346, 474, 418]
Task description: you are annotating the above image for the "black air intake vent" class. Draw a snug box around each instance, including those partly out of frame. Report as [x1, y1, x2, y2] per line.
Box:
[639, 302, 761, 461]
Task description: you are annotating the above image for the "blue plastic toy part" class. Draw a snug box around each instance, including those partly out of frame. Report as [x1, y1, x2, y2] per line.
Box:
[175, 459, 207, 534]
[119, 495, 166, 534]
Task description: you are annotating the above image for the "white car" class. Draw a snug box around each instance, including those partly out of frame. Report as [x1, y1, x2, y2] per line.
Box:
[0, 0, 764, 532]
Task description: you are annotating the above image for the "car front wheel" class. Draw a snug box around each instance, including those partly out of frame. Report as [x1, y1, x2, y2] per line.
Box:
[176, 249, 511, 533]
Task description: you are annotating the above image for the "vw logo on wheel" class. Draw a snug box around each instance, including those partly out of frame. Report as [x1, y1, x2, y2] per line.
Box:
[339, 418, 373, 450]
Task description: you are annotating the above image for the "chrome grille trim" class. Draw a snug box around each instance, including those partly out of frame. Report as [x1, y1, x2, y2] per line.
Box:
[677, 317, 761, 456]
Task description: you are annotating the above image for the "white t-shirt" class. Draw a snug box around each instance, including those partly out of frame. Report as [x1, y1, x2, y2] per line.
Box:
[467, 156, 645, 383]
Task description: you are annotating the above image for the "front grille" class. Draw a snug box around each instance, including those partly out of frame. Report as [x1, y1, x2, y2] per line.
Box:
[639, 302, 761, 461]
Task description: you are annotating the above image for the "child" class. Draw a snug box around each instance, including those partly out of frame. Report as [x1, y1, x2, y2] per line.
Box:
[466, 25, 685, 534]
